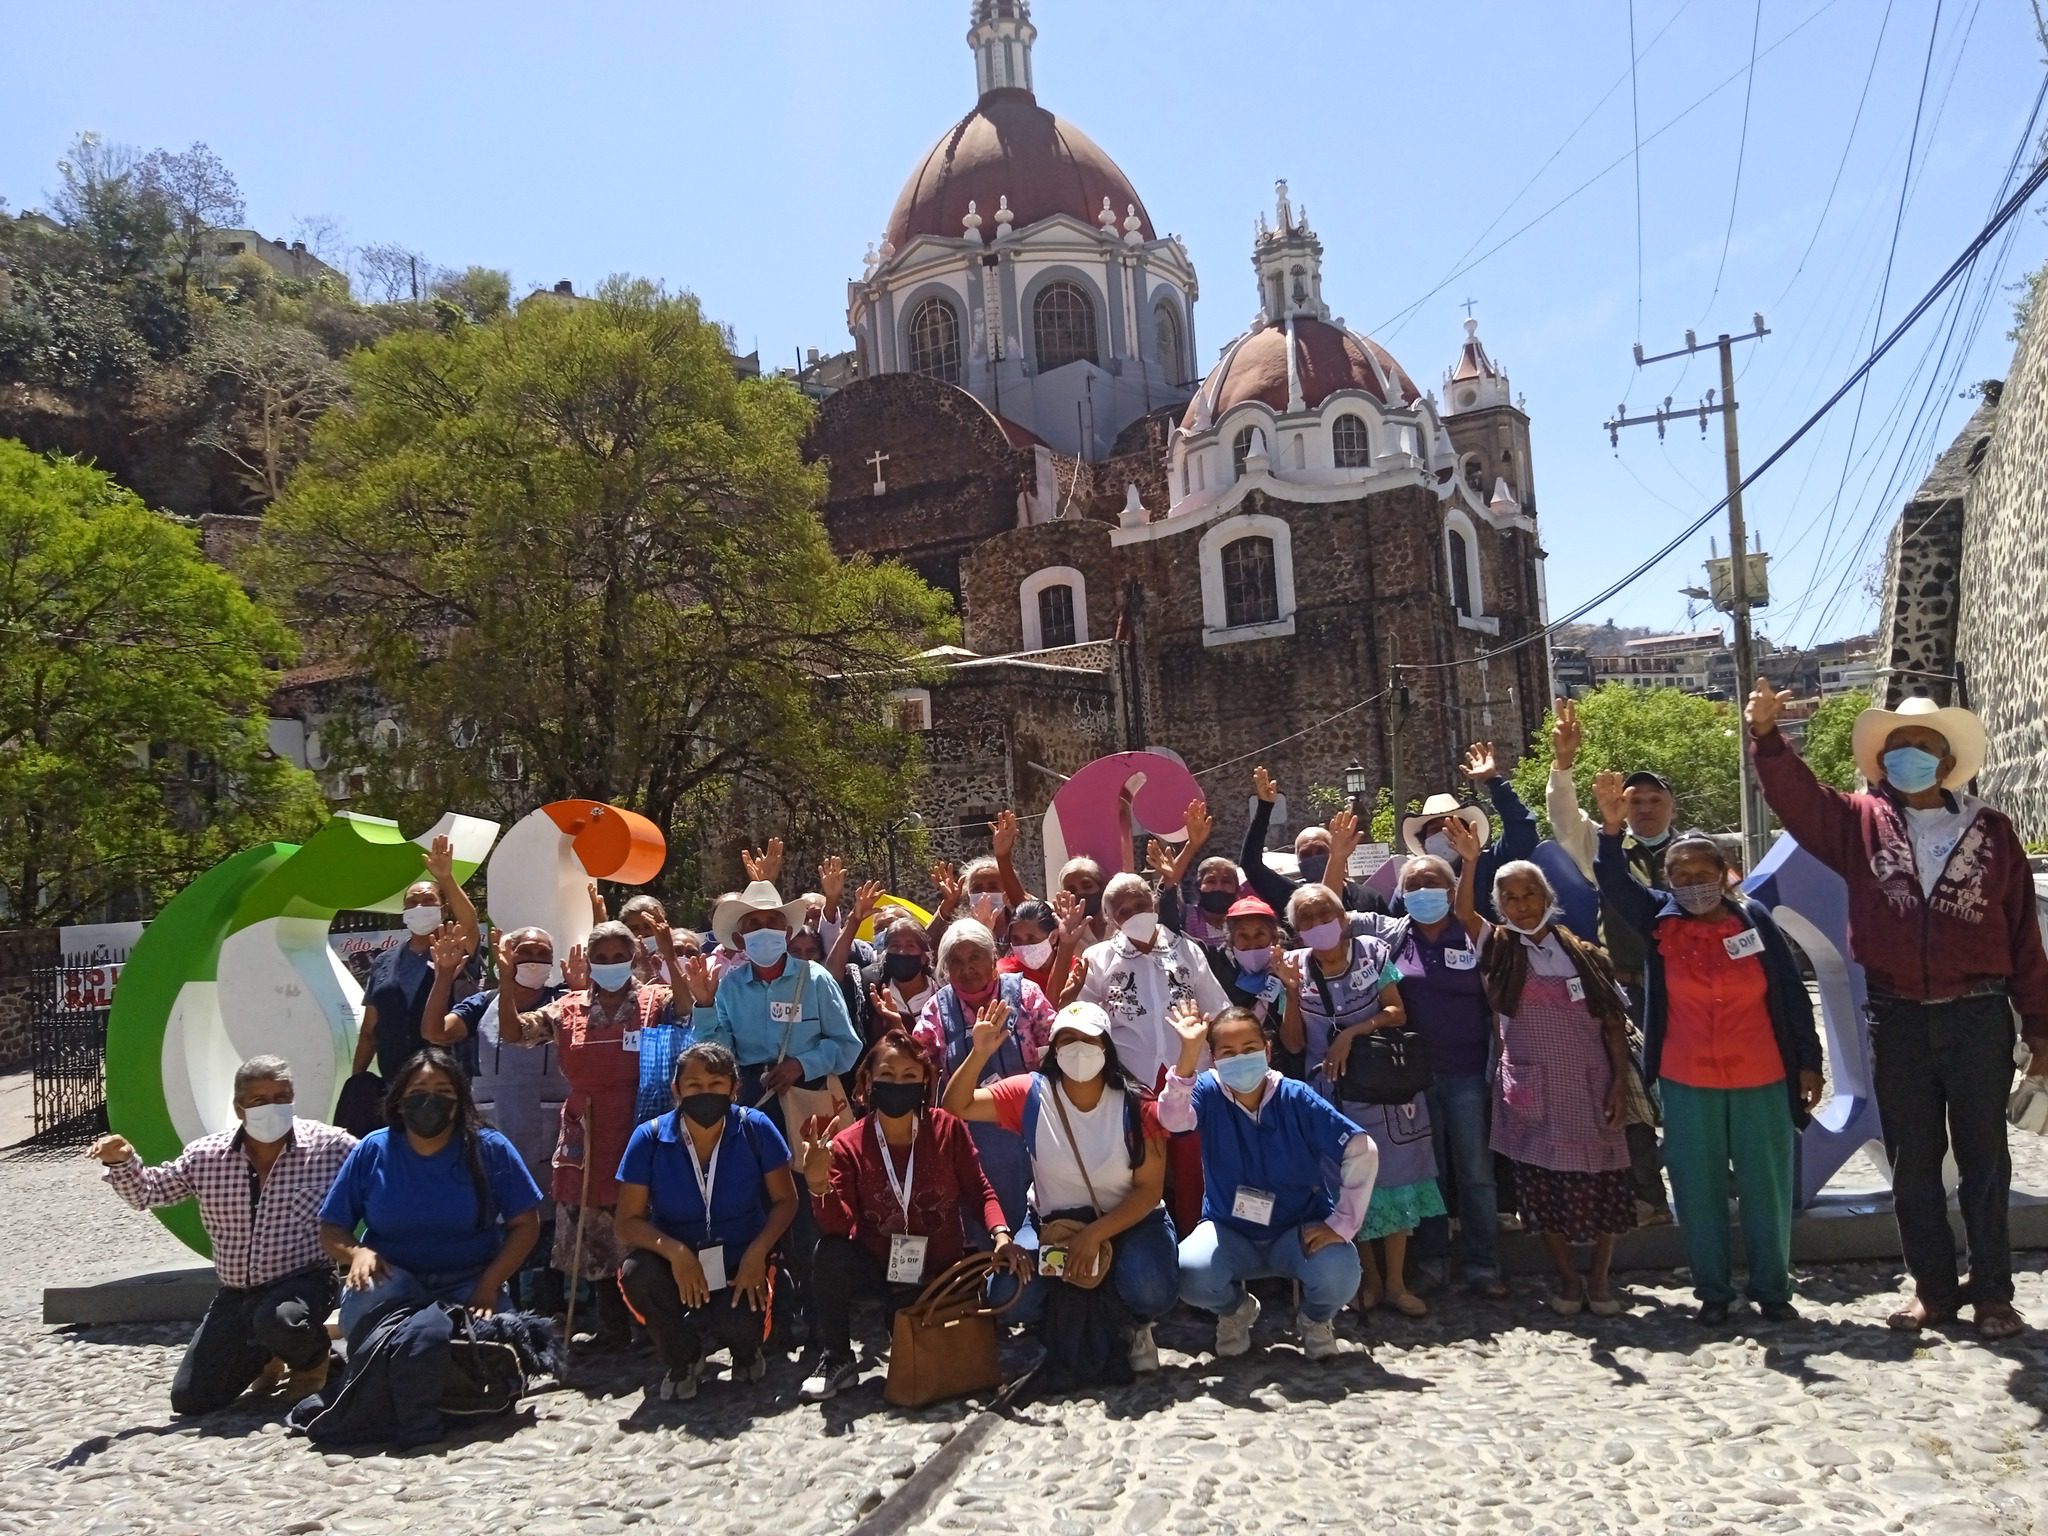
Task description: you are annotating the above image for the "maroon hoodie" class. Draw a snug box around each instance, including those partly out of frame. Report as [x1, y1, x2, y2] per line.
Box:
[1752, 727, 2048, 1047]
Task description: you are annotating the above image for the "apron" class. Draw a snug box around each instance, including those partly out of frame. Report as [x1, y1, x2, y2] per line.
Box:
[937, 977, 1032, 1234]
[1490, 974, 1631, 1175]
[551, 986, 668, 1207]
[471, 994, 570, 1203]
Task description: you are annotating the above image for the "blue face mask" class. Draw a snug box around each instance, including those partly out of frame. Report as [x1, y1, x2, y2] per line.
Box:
[1403, 886, 1452, 924]
[1215, 1051, 1269, 1093]
[742, 928, 789, 967]
[1632, 826, 1672, 847]
[1883, 745, 1943, 793]
[589, 960, 635, 993]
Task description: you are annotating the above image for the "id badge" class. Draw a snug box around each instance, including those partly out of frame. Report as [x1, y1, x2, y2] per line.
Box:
[622, 1027, 643, 1054]
[1723, 929, 1765, 960]
[1231, 1186, 1277, 1226]
[1038, 1246, 1068, 1278]
[1445, 947, 1478, 971]
[769, 1000, 801, 1025]
[697, 1244, 727, 1292]
[1565, 977, 1587, 1004]
[887, 1233, 929, 1285]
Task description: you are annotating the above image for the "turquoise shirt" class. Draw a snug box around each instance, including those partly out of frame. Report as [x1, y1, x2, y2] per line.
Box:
[691, 958, 860, 1081]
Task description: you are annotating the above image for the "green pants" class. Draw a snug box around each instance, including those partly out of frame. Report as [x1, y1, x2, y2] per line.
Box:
[1659, 1079, 1795, 1306]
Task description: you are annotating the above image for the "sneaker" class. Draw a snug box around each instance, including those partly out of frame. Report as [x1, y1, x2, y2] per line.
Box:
[1757, 1301, 1800, 1323]
[1213, 1292, 1261, 1358]
[1297, 1312, 1341, 1361]
[733, 1351, 768, 1384]
[1127, 1323, 1159, 1374]
[799, 1353, 861, 1403]
[657, 1362, 703, 1402]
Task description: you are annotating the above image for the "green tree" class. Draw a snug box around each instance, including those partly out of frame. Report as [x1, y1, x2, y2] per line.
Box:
[50, 132, 172, 282]
[0, 441, 325, 924]
[247, 278, 954, 886]
[1800, 688, 1871, 791]
[1513, 684, 1743, 835]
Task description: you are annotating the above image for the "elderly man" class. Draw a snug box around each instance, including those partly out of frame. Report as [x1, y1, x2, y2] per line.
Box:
[1395, 742, 1538, 923]
[93, 1056, 356, 1414]
[1749, 680, 2048, 1340]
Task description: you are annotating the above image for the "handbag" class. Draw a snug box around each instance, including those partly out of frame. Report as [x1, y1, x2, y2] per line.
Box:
[1038, 1086, 1114, 1290]
[884, 1253, 1014, 1408]
[760, 960, 849, 1145]
[440, 1306, 529, 1419]
[1309, 949, 1433, 1106]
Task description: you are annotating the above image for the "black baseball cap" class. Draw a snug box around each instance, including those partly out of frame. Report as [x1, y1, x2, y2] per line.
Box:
[1622, 771, 1674, 796]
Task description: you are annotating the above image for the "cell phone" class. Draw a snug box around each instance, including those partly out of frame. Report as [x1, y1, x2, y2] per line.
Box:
[1038, 1245, 1068, 1277]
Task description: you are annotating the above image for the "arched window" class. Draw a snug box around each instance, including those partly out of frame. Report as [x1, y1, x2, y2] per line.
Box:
[1331, 413, 1372, 468]
[1020, 565, 1090, 649]
[907, 298, 960, 382]
[1232, 425, 1262, 479]
[1032, 281, 1098, 371]
[1154, 302, 1185, 384]
[1463, 454, 1486, 495]
[1221, 536, 1280, 628]
[1036, 584, 1078, 649]
[1447, 528, 1473, 616]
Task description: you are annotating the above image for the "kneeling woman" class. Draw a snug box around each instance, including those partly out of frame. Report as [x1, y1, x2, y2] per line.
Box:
[320, 1048, 544, 1339]
[943, 1000, 1179, 1375]
[1160, 1007, 1378, 1360]
[614, 1043, 799, 1402]
[795, 1029, 1025, 1401]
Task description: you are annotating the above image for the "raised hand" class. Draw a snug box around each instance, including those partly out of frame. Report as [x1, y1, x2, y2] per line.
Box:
[931, 861, 964, 909]
[587, 878, 608, 924]
[1269, 946, 1303, 992]
[1181, 798, 1213, 854]
[1552, 697, 1582, 771]
[423, 832, 456, 885]
[649, 916, 676, 955]
[851, 879, 885, 924]
[989, 808, 1019, 860]
[1592, 769, 1628, 833]
[1253, 765, 1279, 804]
[970, 891, 1004, 928]
[1443, 815, 1483, 865]
[492, 929, 516, 981]
[1745, 676, 1791, 739]
[741, 838, 785, 884]
[1145, 836, 1177, 884]
[1168, 998, 1207, 1048]
[817, 855, 847, 914]
[1059, 955, 1089, 1008]
[1325, 807, 1361, 872]
[1460, 741, 1499, 784]
[430, 922, 467, 978]
[869, 985, 906, 1030]
[796, 1111, 837, 1187]
[679, 951, 716, 1008]
[971, 996, 1013, 1057]
[1052, 888, 1086, 935]
[563, 943, 590, 993]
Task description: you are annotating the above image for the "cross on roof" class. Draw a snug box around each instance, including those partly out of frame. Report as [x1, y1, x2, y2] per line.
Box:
[1460, 297, 1478, 320]
[867, 448, 889, 496]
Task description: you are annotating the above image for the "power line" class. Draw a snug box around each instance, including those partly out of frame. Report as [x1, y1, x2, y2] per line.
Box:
[1629, 0, 1646, 346]
[1699, 0, 1765, 323]
[1773, 0, 1895, 308]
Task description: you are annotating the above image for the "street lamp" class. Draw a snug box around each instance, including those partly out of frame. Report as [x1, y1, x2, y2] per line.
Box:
[1343, 760, 1370, 819]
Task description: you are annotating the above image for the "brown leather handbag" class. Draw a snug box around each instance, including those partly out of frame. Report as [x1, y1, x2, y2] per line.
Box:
[884, 1253, 1015, 1408]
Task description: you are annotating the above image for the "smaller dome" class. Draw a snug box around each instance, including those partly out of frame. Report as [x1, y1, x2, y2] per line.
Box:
[1185, 318, 1419, 428]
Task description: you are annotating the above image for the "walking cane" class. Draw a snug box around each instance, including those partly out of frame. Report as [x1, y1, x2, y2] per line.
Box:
[559, 1104, 595, 1377]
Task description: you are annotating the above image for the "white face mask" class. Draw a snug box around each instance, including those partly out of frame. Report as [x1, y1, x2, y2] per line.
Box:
[1503, 906, 1560, 938]
[513, 961, 552, 988]
[1118, 911, 1159, 946]
[401, 906, 443, 936]
[241, 1101, 295, 1143]
[1423, 832, 1459, 864]
[1056, 1042, 1106, 1081]
[640, 933, 661, 953]
[1013, 938, 1055, 969]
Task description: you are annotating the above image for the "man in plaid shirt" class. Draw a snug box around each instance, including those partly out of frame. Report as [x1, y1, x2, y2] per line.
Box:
[95, 1055, 356, 1414]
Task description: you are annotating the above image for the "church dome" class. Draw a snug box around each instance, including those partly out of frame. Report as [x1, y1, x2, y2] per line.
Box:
[1186, 316, 1421, 427]
[886, 91, 1155, 249]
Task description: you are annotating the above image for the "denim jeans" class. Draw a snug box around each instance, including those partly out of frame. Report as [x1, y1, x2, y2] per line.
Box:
[1414, 1073, 1500, 1282]
[1178, 1219, 1363, 1323]
[338, 1263, 505, 1339]
[988, 1205, 1179, 1327]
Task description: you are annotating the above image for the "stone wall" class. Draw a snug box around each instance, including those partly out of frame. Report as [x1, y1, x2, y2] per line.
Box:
[0, 928, 59, 1072]
[1873, 396, 1992, 712]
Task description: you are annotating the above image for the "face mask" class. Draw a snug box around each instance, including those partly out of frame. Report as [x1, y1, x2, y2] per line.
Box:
[1298, 918, 1344, 952]
[743, 928, 790, 967]
[1670, 882, 1725, 916]
[400, 1093, 455, 1137]
[956, 978, 998, 1010]
[1055, 1042, 1105, 1081]
[1403, 886, 1452, 924]
[589, 960, 635, 992]
[868, 1080, 928, 1119]
[1883, 746, 1943, 793]
[677, 1091, 730, 1129]
[240, 1102, 294, 1143]
[1080, 891, 1103, 919]
[1119, 911, 1159, 945]
[1013, 938, 1055, 970]
[1632, 825, 1672, 847]
[1232, 944, 1273, 974]
[1297, 852, 1329, 884]
[640, 933, 661, 953]
[1215, 1051, 1269, 1093]
[401, 906, 442, 936]
[1502, 907, 1559, 939]
[1423, 832, 1459, 864]
[513, 961, 552, 988]
[883, 950, 925, 983]
[1198, 889, 1236, 916]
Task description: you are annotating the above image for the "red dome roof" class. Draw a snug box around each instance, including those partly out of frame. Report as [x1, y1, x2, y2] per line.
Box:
[1185, 318, 1420, 427]
[887, 89, 1154, 248]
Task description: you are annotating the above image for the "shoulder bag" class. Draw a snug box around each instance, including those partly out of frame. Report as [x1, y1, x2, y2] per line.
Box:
[1035, 1084, 1115, 1290]
[884, 1253, 1016, 1408]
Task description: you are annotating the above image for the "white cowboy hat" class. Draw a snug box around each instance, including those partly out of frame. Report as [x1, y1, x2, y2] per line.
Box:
[1400, 793, 1492, 856]
[1851, 696, 1985, 791]
[711, 880, 812, 950]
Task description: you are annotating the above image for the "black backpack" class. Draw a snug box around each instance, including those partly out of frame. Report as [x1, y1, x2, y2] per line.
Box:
[440, 1308, 529, 1418]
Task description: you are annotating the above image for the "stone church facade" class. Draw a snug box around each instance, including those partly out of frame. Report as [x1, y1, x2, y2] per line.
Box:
[805, 2, 1554, 882]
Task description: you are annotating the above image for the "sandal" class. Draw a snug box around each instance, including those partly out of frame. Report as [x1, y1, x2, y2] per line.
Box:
[1352, 1287, 1382, 1315]
[1545, 1288, 1586, 1317]
[1975, 1301, 2026, 1341]
[1885, 1295, 1957, 1332]
[1585, 1291, 1624, 1317]
[1468, 1278, 1512, 1301]
[1384, 1290, 1429, 1318]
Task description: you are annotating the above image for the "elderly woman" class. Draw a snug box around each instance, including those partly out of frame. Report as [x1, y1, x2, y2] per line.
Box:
[1287, 883, 1442, 1317]
[347, 835, 482, 1108]
[1593, 772, 1824, 1325]
[862, 916, 939, 1046]
[504, 919, 678, 1345]
[1447, 818, 1635, 1315]
[1057, 855, 1112, 946]
[996, 897, 1077, 998]
[903, 918, 1054, 1237]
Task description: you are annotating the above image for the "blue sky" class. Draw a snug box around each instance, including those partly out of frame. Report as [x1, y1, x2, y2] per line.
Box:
[4, 0, 2042, 648]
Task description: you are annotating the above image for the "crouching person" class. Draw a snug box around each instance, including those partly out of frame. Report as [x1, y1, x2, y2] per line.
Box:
[614, 1043, 799, 1402]
[93, 1055, 357, 1414]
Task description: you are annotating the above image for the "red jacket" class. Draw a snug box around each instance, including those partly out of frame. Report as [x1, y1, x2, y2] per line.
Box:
[1752, 728, 2048, 1045]
[810, 1107, 1005, 1283]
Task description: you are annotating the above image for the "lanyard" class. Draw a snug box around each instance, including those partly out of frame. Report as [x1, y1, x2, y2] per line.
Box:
[684, 1122, 722, 1217]
[873, 1115, 917, 1224]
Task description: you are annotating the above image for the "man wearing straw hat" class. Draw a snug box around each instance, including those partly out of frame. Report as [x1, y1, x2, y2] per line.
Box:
[1748, 681, 2048, 1341]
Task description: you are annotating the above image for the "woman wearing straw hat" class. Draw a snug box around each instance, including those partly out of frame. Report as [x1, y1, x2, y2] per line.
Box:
[1748, 680, 2048, 1341]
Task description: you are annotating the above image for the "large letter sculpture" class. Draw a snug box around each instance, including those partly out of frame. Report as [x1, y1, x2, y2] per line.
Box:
[1041, 750, 1205, 884]
[485, 800, 666, 980]
[105, 812, 499, 1254]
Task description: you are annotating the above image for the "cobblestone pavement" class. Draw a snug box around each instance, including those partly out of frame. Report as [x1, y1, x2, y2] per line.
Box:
[3, 1110, 2047, 1534]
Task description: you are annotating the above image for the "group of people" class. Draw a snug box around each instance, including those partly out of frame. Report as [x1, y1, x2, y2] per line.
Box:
[94, 690, 2048, 1428]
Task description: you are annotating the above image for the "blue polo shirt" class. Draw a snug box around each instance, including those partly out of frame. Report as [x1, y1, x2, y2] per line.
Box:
[616, 1106, 791, 1251]
[320, 1126, 542, 1276]
[1190, 1074, 1361, 1239]
[690, 958, 860, 1080]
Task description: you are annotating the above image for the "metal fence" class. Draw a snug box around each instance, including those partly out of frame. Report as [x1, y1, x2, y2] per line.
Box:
[28, 950, 127, 1145]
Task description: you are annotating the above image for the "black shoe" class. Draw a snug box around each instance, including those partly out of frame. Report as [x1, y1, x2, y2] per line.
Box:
[1757, 1301, 1799, 1323]
[1697, 1302, 1732, 1326]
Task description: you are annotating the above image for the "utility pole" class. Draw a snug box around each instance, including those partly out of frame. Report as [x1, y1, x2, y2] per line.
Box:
[1604, 315, 1773, 870]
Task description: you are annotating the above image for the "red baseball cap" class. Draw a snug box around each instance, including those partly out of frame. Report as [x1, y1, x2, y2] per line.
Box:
[1225, 895, 1277, 922]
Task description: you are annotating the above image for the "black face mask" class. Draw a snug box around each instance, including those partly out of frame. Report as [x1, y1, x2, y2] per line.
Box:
[868, 1080, 928, 1119]
[1080, 890, 1103, 918]
[677, 1092, 730, 1129]
[400, 1093, 455, 1138]
[1197, 889, 1236, 915]
[883, 952, 926, 984]
[1298, 853, 1330, 884]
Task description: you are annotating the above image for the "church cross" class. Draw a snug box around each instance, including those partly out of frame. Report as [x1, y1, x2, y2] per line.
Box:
[1460, 296, 1478, 320]
[867, 449, 889, 496]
